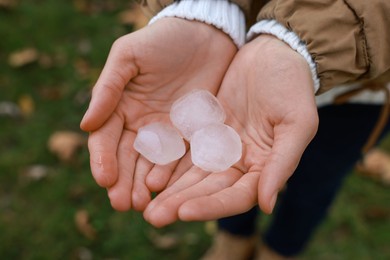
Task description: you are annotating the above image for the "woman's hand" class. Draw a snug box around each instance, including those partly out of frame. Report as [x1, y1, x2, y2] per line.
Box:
[143, 35, 318, 227]
[80, 18, 237, 212]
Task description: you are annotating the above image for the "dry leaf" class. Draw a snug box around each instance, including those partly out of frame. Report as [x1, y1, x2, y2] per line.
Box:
[48, 131, 87, 162]
[0, 0, 17, 9]
[118, 5, 149, 30]
[363, 206, 390, 222]
[75, 209, 97, 240]
[0, 101, 22, 118]
[356, 149, 390, 185]
[20, 165, 51, 182]
[204, 221, 217, 235]
[8, 48, 39, 68]
[18, 94, 35, 117]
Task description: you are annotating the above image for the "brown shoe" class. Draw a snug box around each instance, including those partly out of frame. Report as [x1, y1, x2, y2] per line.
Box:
[356, 148, 390, 185]
[201, 231, 257, 260]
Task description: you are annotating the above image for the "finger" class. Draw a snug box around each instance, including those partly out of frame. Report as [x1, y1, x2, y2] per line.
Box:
[258, 124, 317, 214]
[166, 151, 193, 187]
[143, 166, 210, 225]
[80, 37, 138, 132]
[145, 169, 242, 227]
[146, 146, 191, 192]
[107, 130, 137, 211]
[145, 163, 178, 193]
[88, 112, 123, 188]
[131, 155, 154, 212]
[178, 172, 259, 222]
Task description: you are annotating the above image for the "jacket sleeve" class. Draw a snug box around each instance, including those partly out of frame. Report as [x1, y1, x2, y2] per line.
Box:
[257, 0, 390, 93]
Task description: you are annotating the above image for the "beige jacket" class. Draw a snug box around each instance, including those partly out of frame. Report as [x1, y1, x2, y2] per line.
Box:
[136, 0, 390, 94]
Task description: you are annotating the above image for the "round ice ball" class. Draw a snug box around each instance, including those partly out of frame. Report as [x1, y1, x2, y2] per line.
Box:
[190, 123, 242, 172]
[170, 89, 226, 141]
[134, 122, 186, 165]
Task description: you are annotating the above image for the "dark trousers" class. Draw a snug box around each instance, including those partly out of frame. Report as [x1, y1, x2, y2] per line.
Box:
[218, 104, 390, 256]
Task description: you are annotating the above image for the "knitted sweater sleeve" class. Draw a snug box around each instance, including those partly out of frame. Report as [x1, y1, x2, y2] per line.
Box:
[139, 0, 246, 48]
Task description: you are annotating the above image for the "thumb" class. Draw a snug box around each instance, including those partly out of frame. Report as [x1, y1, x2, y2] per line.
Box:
[258, 121, 317, 214]
[80, 37, 138, 132]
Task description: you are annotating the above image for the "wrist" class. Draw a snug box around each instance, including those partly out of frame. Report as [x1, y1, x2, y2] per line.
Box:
[248, 20, 319, 93]
[149, 0, 246, 48]
[247, 34, 316, 97]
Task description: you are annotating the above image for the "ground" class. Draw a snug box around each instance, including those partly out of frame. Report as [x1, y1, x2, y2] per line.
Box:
[0, 0, 389, 259]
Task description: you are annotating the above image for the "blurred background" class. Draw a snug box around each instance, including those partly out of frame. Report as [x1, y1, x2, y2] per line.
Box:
[0, 0, 389, 259]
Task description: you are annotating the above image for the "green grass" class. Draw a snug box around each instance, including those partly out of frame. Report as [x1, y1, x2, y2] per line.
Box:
[302, 173, 390, 260]
[0, 1, 389, 259]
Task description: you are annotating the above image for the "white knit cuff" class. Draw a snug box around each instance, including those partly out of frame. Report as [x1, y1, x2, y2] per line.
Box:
[248, 19, 320, 93]
[149, 0, 246, 48]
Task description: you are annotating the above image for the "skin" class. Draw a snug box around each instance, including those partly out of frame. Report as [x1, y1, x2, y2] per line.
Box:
[143, 35, 319, 227]
[80, 18, 237, 212]
[80, 18, 319, 227]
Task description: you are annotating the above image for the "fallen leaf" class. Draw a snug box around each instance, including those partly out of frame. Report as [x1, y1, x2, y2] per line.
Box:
[363, 206, 390, 222]
[48, 131, 87, 162]
[0, 0, 17, 10]
[18, 94, 35, 117]
[75, 209, 97, 240]
[21, 165, 50, 181]
[204, 221, 217, 235]
[0, 101, 22, 118]
[118, 5, 149, 30]
[8, 48, 39, 68]
[19, 165, 55, 185]
[356, 149, 390, 185]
